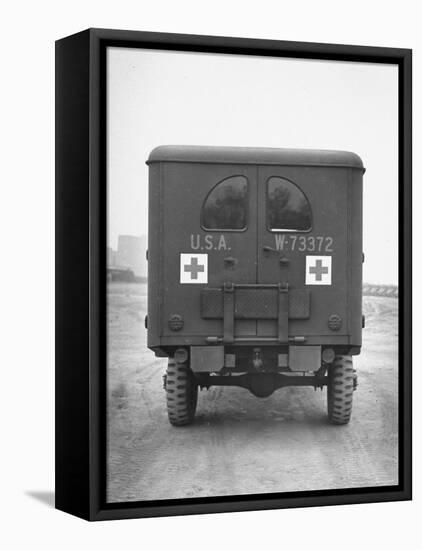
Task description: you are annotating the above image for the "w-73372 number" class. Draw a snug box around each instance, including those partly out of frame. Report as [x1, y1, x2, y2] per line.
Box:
[274, 234, 333, 252]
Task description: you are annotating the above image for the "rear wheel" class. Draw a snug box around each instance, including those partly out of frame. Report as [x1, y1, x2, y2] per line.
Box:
[327, 355, 354, 425]
[165, 359, 198, 426]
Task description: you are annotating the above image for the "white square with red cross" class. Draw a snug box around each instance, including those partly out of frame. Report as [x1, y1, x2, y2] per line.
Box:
[306, 255, 332, 285]
[180, 253, 208, 284]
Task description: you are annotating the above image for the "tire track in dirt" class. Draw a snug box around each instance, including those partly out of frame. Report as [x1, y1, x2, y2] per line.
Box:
[107, 284, 399, 503]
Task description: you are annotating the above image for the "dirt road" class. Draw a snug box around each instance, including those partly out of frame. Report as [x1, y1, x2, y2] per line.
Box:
[107, 283, 398, 502]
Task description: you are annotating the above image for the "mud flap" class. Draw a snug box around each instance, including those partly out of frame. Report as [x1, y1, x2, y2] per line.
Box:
[289, 345, 321, 371]
[190, 346, 225, 373]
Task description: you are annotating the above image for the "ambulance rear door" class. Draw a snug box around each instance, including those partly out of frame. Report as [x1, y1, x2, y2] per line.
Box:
[161, 162, 258, 341]
[256, 165, 349, 344]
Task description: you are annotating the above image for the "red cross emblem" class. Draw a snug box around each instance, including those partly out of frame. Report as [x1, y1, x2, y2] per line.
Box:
[306, 256, 332, 285]
[180, 254, 208, 284]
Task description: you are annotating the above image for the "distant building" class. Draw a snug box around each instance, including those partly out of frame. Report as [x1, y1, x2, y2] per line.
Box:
[116, 235, 147, 278]
[107, 246, 117, 267]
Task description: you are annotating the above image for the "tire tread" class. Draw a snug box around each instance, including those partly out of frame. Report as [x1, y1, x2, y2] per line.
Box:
[166, 359, 198, 426]
[327, 355, 354, 425]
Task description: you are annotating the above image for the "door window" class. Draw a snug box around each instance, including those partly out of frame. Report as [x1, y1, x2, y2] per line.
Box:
[201, 175, 248, 231]
[267, 176, 312, 232]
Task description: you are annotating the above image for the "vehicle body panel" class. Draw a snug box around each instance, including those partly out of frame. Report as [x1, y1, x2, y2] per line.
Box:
[146, 145, 364, 357]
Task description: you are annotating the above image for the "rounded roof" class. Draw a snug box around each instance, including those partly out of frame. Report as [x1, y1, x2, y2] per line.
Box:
[147, 145, 364, 170]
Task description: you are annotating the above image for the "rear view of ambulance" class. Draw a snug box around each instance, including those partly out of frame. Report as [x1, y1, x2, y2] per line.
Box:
[146, 145, 364, 426]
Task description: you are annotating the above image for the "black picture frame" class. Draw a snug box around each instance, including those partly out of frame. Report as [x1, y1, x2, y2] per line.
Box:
[55, 28, 412, 521]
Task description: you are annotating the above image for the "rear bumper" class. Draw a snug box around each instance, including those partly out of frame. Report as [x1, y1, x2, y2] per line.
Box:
[188, 344, 340, 374]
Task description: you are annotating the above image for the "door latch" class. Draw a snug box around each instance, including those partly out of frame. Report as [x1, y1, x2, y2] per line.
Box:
[224, 256, 237, 269]
[263, 245, 278, 253]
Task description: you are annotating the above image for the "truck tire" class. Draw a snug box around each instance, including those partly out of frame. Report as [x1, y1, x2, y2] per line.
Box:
[327, 355, 354, 425]
[165, 359, 198, 426]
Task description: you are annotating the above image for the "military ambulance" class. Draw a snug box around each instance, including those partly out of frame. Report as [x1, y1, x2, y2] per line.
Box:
[146, 145, 364, 426]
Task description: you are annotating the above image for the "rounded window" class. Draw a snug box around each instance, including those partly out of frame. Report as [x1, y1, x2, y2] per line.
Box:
[202, 175, 248, 231]
[267, 177, 312, 232]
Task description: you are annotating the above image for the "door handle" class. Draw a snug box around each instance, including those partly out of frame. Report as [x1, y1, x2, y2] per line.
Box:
[263, 246, 290, 267]
[263, 245, 278, 253]
[224, 256, 237, 268]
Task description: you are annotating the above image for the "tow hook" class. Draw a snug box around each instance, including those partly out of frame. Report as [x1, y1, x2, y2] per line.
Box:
[252, 348, 264, 372]
[314, 366, 327, 390]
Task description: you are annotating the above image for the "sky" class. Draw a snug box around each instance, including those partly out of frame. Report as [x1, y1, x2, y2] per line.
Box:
[107, 47, 398, 284]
